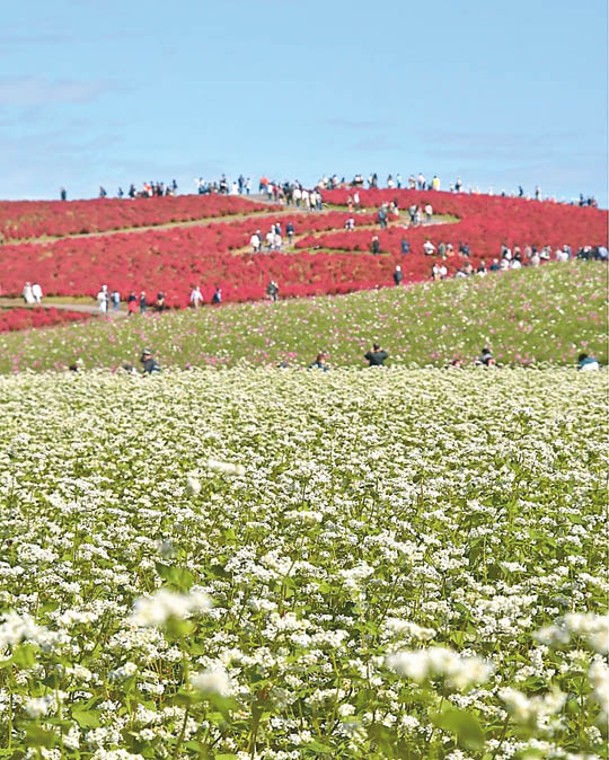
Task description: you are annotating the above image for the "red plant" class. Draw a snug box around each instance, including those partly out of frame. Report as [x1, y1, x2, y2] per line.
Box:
[0, 192, 605, 310]
[0, 308, 93, 333]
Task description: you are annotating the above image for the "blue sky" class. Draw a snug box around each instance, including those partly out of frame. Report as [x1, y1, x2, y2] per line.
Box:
[1, 0, 607, 205]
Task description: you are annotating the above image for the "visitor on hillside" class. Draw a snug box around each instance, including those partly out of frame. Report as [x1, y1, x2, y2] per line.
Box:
[577, 353, 600, 371]
[111, 290, 121, 312]
[365, 343, 389, 367]
[309, 352, 329, 371]
[476, 347, 496, 367]
[60, 187, 67, 201]
[127, 291, 138, 316]
[139, 291, 147, 314]
[393, 265, 403, 286]
[211, 286, 222, 305]
[22, 282, 35, 304]
[31, 283, 43, 304]
[190, 286, 204, 309]
[97, 285, 109, 313]
[140, 348, 161, 374]
[156, 291, 166, 312]
[431, 262, 447, 281]
[371, 236, 380, 255]
[266, 281, 279, 302]
[250, 231, 262, 253]
[401, 238, 410, 254]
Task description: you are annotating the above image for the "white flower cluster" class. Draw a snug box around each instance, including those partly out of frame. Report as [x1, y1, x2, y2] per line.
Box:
[386, 646, 494, 690]
[499, 686, 567, 727]
[190, 663, 233, 696]
[0, 367, 605, 756]
[128, 589, 211, 627]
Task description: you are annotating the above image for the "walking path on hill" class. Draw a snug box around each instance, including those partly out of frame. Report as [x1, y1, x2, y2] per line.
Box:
[0, 196, 457, 316]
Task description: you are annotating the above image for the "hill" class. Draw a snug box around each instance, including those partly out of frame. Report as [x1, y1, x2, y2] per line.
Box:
[0, 190, 605, 307]
[0, 261, 605, 373]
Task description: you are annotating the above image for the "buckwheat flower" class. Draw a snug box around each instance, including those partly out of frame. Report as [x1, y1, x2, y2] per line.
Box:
[0, 611, 44, 650]
[337, 703, 356, 718]
[190, 664, 233, 697]
[386, 646, 493, 690]
[384, 618, 436, 642]
[185, 474, 201, 496]
[207, 458, 245, 476]
[565, 613, 609, 654]
[109, 661, 138, 680]
[589, 659, 609, 725]
[129, 588, 211, 627]
[24, 694, 56, 718]
[499, 686, 567, 726]
[90, 751, 145, 760]
[64, 725, 80, 750]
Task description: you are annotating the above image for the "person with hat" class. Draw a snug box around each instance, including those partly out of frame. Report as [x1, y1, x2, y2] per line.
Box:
[140, 348, 161, 374]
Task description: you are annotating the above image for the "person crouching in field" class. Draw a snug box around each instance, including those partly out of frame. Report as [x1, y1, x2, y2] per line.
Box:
[140, 348, 161, 374]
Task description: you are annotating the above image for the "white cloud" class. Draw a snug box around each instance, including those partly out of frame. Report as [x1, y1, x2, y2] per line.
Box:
[0, 76, 119, 107]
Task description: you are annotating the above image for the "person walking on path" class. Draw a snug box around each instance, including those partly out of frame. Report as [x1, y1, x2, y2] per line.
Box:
[22, 282, 35, 304]
[97, 285, 109, 314]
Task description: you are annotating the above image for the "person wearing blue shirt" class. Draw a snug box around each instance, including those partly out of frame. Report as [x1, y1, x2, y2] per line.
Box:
[577, 353, 600, 371]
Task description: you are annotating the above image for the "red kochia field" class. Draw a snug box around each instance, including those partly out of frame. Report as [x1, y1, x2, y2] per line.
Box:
[0, 190, 605, 308]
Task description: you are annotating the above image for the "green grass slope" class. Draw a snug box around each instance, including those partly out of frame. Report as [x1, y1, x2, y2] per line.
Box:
[0, 262, 606, 373]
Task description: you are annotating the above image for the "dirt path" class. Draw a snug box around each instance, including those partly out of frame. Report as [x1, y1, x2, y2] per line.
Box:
[0, 200, 458, 314]
[0, 297, 127, 317]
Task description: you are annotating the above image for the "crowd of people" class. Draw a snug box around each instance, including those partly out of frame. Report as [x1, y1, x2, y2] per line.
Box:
[92, 285, 168, 315]
[58, 169, 600, 209]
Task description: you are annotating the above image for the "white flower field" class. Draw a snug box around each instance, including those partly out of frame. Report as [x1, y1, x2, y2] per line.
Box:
[0, 368, 607, 759]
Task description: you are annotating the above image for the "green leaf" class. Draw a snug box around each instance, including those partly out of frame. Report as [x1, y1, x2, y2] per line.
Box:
[23, 724, 56, 748]
[431, 707, 484, 750]
[155, 563, 194, 591]
[164, 616, 196, 638]
[302, 740, 334, 754]
[71, 708, 101, 728]
[11, 643, 37, 669]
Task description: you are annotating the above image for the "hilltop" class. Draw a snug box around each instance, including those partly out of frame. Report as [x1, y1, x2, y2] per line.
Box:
[0, 189, 606, 372]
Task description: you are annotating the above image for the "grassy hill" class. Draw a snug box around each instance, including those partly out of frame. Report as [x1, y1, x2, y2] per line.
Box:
[0, 261, 605, 373]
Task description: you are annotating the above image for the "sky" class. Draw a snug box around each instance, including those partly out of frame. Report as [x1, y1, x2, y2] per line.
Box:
[1, 0, 607, 206]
